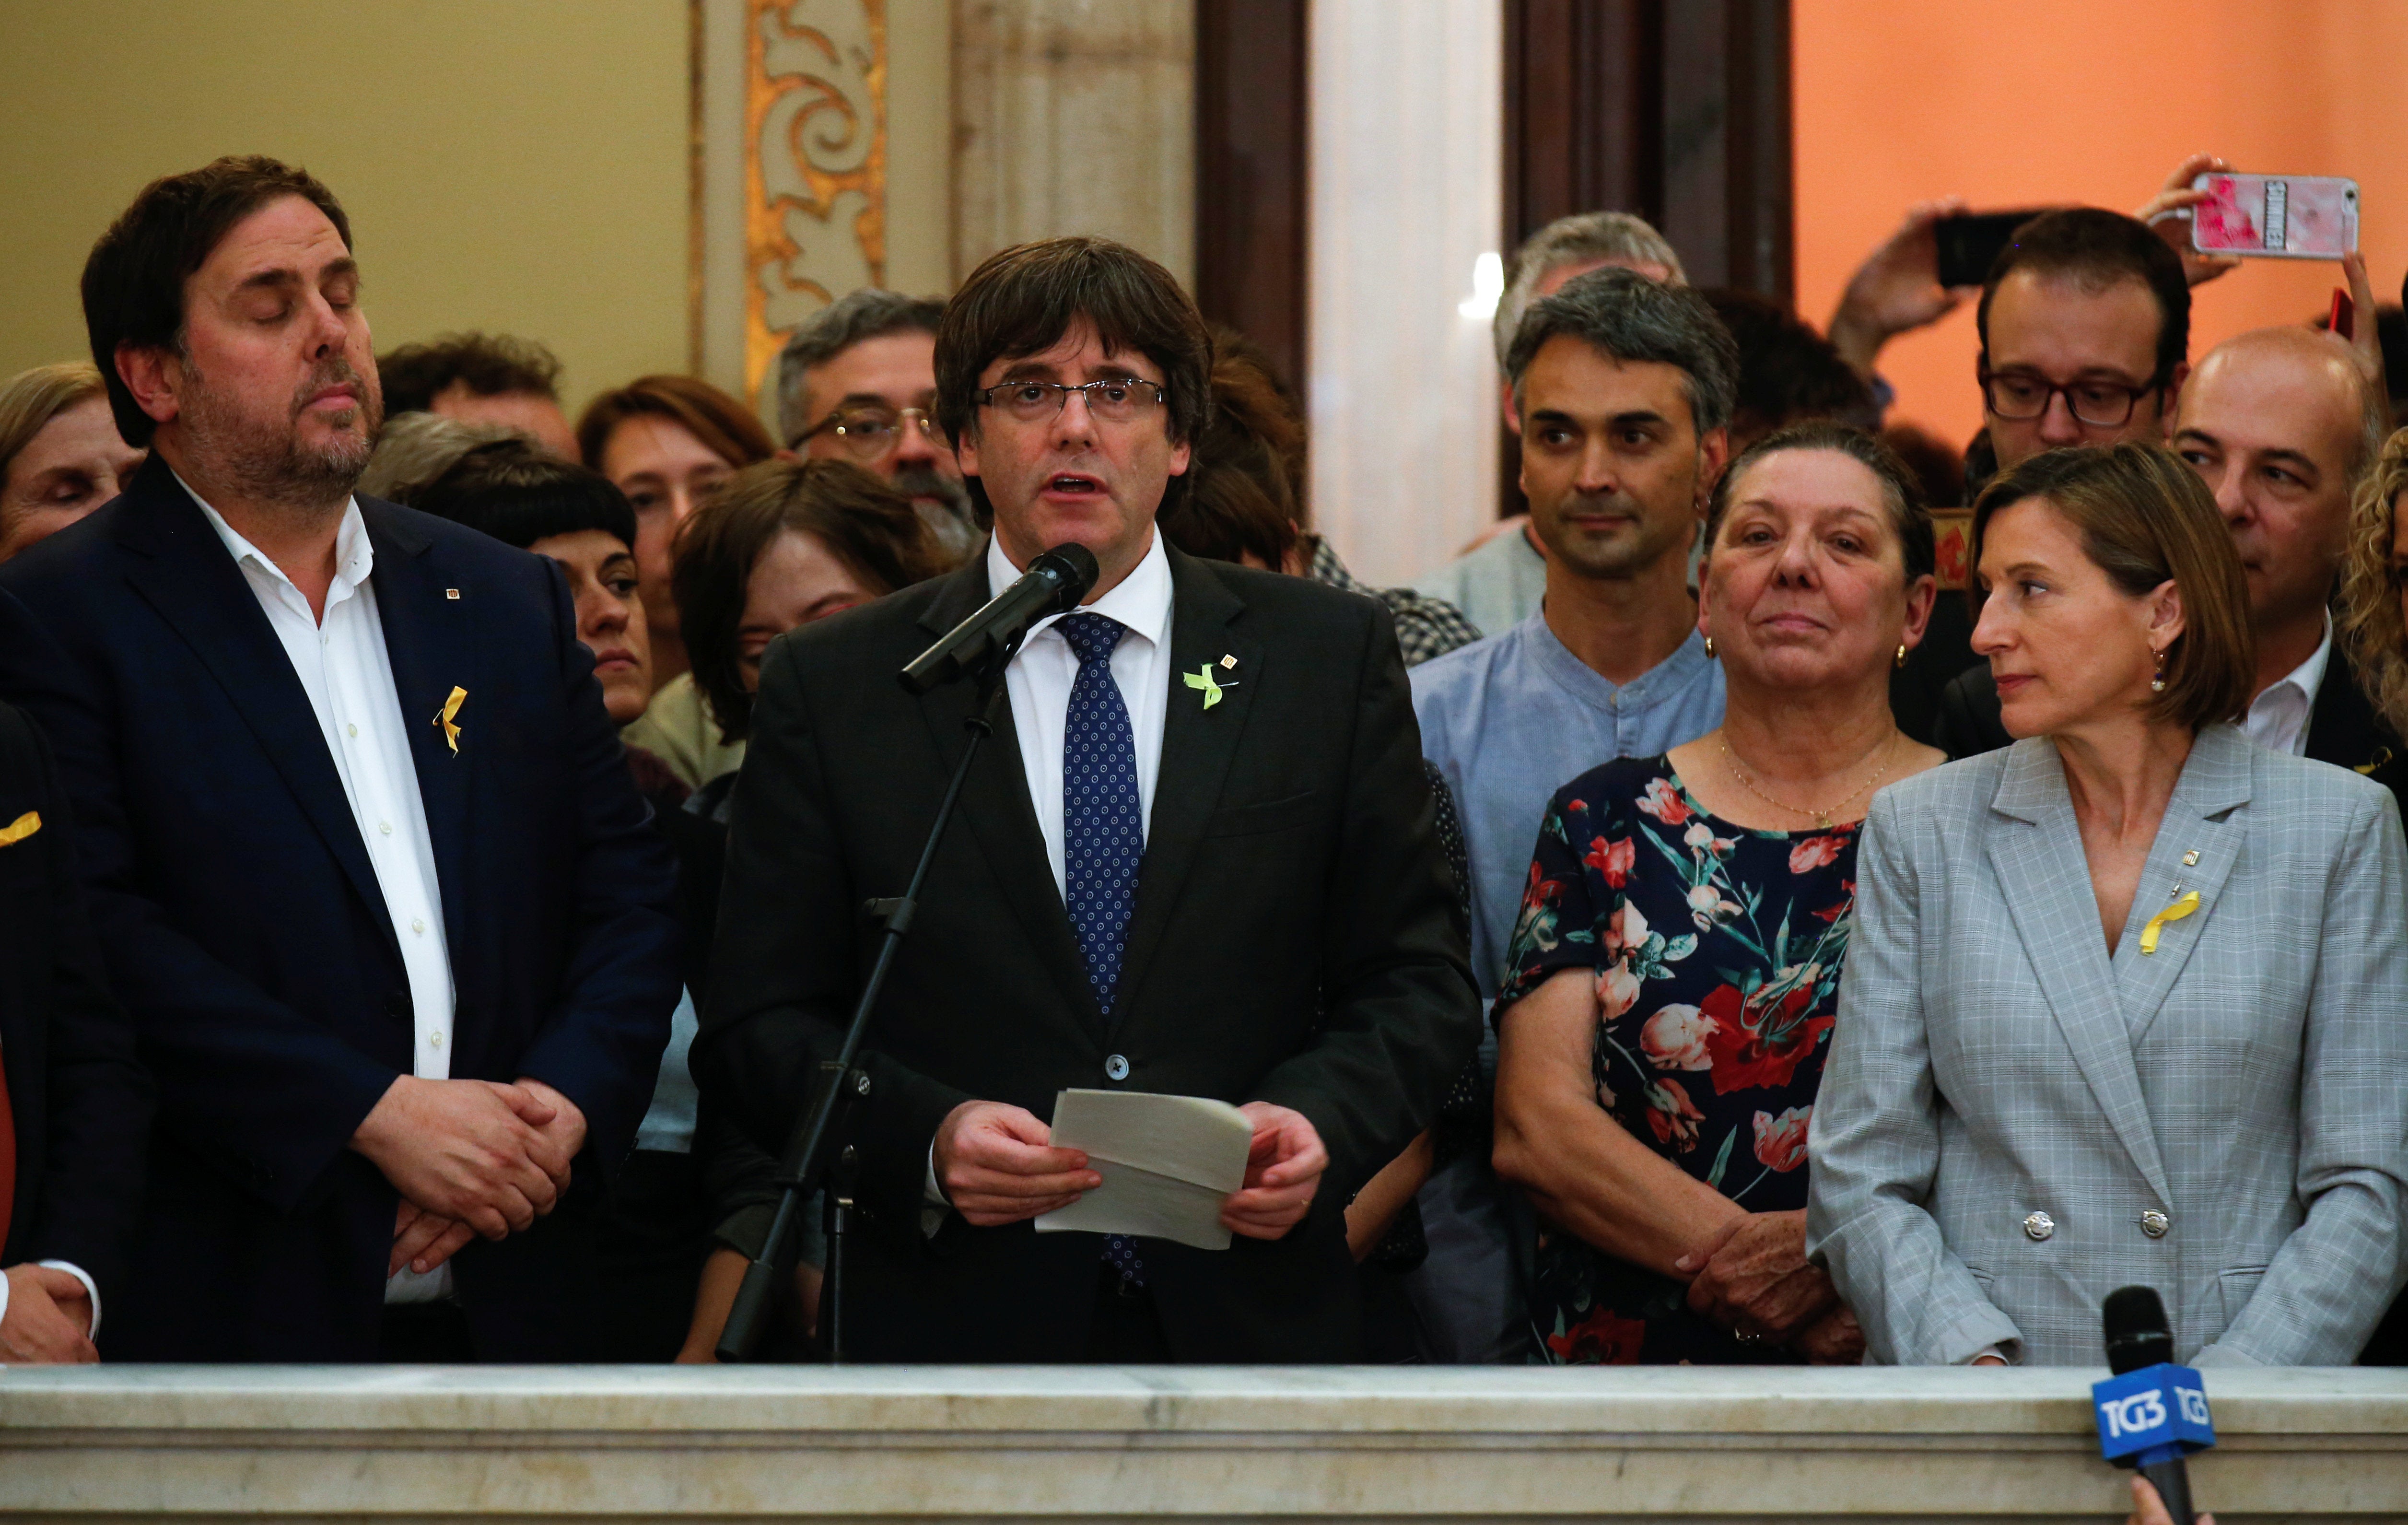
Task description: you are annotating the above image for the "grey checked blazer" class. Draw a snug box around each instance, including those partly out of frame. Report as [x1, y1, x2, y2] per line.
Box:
[1806, 725, 2408, 1366]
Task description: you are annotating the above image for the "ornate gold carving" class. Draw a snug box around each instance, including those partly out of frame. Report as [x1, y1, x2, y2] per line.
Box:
[745, 0, 887, 400]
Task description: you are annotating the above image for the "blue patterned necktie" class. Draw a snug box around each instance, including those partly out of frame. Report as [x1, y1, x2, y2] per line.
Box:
[1055, 611, 1147, 1287]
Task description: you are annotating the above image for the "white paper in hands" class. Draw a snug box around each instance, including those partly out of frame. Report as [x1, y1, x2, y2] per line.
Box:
[1034, 1089, 1253, 1251]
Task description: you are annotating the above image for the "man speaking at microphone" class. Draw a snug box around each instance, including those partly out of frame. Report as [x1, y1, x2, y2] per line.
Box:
[695, 236, 1480, 1361]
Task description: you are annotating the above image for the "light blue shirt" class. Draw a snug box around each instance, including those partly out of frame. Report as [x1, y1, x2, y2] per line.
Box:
[1412, 612, 1725, 997]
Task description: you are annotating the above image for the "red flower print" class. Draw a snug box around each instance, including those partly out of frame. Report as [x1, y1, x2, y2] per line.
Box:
[1585, 834, 1637, 887]
[1643, 1077, 1707, 1151]
[1700, 981, 1836, 1095]
[1788, 834, 1847, 875]
[1546, 1305, 1647, 1364]
[1637, 776, 1691, 826]
[1752, 1105, 1813, 1172]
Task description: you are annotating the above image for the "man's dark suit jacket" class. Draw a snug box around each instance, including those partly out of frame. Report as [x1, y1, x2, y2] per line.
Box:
[694, 547, 1482, 1362]
[0, 457, 680, 1361]
[1930, 649, 2400, 772]
[0, 701, 152, 1298]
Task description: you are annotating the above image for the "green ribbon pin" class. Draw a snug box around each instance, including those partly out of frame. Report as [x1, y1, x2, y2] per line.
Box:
[1183, 664, 1236, 709]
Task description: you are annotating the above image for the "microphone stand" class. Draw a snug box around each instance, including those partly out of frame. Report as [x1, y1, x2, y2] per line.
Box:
[714, 639, 1018, 1363]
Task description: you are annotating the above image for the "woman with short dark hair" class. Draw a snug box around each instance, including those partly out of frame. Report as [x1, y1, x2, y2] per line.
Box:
[649, 456, 943, 1360]
[674, 457, 949, 790]
[1811, 442, 2408, 1367]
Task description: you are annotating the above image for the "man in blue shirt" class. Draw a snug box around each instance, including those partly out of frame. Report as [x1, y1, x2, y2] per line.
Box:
[1406, 268, 1736, 1361]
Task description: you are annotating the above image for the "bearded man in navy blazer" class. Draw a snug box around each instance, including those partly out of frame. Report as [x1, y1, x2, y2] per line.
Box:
[0, 157, 680, 1361]
[696, 236, 1481, 1361]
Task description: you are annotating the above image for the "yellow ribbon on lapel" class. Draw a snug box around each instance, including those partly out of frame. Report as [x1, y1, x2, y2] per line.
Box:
[434, 686, 468, 754]
[0, 809, 40, 847]
[2138, 890, 2200, 956]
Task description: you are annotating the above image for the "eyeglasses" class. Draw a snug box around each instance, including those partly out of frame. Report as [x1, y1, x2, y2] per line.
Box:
[790, 406, 947, 460]
[1980, 368, 2162, 428]
[974, 378, 1168, 424]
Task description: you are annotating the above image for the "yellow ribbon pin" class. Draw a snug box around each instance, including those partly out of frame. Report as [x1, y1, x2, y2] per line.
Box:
[0, 809, 40, 847]
[1183, 664, 1237, 710]
[434, 686, 468, 754]
[2138, 890, 2200, 956]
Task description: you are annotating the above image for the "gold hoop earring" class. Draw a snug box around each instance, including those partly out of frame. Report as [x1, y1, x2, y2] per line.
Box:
[1895, 644, 1908, 669]
[1703, 634, 1716, 659]
[2150, 647, 2168, 693]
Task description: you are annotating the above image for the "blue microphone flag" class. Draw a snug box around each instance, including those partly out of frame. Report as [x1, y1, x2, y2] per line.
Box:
[2092, 1362, 2216, 1467]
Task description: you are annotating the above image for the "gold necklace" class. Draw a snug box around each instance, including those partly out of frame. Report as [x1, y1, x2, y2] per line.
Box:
[1719, 732, 1899, 831]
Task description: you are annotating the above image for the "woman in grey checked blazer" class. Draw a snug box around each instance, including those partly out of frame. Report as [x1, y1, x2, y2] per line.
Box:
[1808, 443, 2408, 1367]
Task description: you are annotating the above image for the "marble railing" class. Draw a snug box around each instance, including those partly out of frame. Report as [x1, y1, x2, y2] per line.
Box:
[2, 1365, 2403, 1522]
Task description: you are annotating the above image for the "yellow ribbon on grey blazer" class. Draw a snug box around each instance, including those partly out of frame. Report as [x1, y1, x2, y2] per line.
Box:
[2139, 890, 2200, 956]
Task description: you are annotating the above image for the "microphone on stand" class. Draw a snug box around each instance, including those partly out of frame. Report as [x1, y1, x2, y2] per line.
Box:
[900, 542, 1099, 694]
[2093, 1286, 2217, 1525]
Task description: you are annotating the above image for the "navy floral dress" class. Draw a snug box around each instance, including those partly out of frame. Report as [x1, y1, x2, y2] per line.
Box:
[1496, 755, 1859, 1365]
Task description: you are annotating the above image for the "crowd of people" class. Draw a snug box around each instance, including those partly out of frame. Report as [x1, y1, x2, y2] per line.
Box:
[2, 148, 2405, 1372]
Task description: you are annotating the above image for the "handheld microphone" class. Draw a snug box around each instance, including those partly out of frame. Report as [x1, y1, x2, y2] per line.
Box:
[899, 542, 1099, 694]
[2094, 1286, 2216, 1525]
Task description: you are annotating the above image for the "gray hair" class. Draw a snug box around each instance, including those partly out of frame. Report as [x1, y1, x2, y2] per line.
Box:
[357, 411, 518, 503]
[1506, 266, 1738, 438]
[774, 288, 946, 445]
[1492, 211, 1686, 368]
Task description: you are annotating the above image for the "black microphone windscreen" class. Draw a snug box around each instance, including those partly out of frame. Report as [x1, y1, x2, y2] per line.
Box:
[1033, 542, 1100, 606]
[2103, 1285, 2175, 1373]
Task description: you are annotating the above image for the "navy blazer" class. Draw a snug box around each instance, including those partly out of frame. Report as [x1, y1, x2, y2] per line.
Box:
[0, 458, 680, 1360]
[0, 700, 153, 1298]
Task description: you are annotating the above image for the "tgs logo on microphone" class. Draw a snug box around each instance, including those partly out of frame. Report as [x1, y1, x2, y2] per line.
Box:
[2091, 1363, 2217, 1462]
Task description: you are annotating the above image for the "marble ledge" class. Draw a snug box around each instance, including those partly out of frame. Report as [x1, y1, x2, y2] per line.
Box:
[1, 1365, 2404, 1522]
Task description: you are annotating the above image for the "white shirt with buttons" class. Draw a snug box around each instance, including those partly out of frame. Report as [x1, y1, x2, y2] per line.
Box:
[923, 531, 1178, 1215]
[187, 478, 458, 1302]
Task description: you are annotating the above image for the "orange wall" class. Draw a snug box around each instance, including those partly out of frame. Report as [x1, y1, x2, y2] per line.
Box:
[1793, 0, 2408, 456]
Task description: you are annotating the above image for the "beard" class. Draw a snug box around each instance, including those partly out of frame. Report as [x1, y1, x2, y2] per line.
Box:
[177, 352, 383, 517]
[892, 461, 978, 525]
[891, 461, 986, 562]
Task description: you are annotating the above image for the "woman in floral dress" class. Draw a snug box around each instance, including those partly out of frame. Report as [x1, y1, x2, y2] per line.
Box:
[1491, 423, 1946, 1364]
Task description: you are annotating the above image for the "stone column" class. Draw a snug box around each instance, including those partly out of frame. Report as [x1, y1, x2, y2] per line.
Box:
[950, 0, 1195, 289]
[1307, 0, 1503, 589]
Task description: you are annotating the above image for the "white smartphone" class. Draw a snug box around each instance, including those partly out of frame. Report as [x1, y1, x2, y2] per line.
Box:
[2189, 173, 2359, 259]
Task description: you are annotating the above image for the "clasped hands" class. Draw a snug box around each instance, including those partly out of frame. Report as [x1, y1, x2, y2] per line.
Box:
[350, 1073, 586, 1278]
[0, 1264, 98, 1364]
[934, 1098, 1327, 1239]
[1673, 1208, 1864, 1363]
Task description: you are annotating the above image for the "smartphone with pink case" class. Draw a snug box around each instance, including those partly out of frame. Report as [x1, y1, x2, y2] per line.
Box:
[2190, 173, 2359, 258]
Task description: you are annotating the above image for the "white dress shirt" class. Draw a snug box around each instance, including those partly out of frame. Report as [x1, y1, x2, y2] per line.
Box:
[2241, 614, 2332, 758]
[924, 532, 1176, 1215]
[990, 529, 1175, 892]
[186, 477, 458, 1303]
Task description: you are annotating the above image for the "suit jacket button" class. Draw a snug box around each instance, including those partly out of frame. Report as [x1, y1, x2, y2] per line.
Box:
[1103, 1054, 1131, 1082]
[2139, 1209, 2171, 1239]
[2022, 1210, 2055, 1241]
